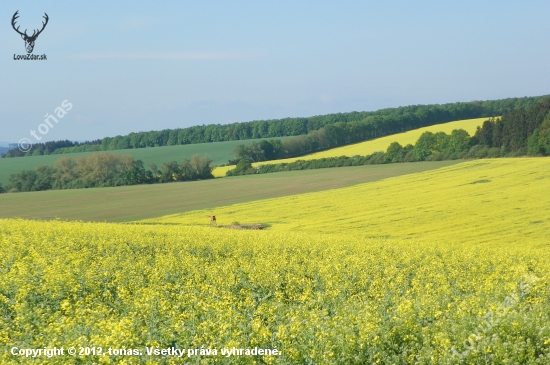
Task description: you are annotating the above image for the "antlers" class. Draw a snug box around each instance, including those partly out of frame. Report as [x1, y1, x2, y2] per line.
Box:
[11, 11, 49, 40]
[33, 12, 49, 39]
[11, 11, 25, 37]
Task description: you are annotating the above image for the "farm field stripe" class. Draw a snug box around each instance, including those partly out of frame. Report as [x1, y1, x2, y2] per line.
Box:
[212, 117, 490, 177]
[0, 161, 458, 222]
[147, 158, 550, 244]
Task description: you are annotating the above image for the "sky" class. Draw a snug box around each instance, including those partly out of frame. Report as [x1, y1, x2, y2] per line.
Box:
[0, 1, 549, 144]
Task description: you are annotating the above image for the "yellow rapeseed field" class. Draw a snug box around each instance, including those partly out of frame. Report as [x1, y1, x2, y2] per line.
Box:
[2, 157, 549, 363]
[148, 158, 550, 244]
[212, 117, 490, 177]
[1, 219, 550, 364]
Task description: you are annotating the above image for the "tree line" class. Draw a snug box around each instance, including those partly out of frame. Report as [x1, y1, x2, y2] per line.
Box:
[3, 96, 546, 158]
[226, 130, 479, 176]
[227, 97, 550, 176]
[475, 98, 550, 155]
[229, 97, 550, 164]
[0, 153, 214, 193]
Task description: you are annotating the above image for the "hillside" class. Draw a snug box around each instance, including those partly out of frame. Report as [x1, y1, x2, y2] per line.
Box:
[0, 161, 456, 222]
[213, 116, 488, 177]
[0, 117, 485, 185]
[0, 137, 286, 186]
[5, 95, 544, 158]
[2, 158, 549, 363]
[147, 158, 550, 244]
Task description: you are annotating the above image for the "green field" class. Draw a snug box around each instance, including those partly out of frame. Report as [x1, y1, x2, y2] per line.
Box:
[0, 137, 289, 186]
[0, 161, 458, 222]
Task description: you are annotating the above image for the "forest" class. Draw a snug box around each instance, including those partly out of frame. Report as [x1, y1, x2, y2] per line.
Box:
[231, 97, 550, 165]
[0, 154, 213, 193]
[228, 98, 550, 176]
[2, 96, 546, 158]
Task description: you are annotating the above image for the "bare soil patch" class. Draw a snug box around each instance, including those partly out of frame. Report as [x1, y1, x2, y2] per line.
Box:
[221, 223, 269, 230]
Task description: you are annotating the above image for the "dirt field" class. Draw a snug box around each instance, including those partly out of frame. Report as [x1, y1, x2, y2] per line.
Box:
[0, 161, 458, 222]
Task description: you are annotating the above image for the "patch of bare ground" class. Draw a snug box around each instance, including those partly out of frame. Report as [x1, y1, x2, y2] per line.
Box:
[221, 223, 269, 230]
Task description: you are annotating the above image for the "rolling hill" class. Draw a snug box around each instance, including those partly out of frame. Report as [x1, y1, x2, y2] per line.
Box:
[0, 137, 288, 186]
[147, 157, 550, 244]
[0, 161, 456, 222]
[0, 117, 486, 185]
[2, 151, 548, 364]
[212, 117, 490, 177]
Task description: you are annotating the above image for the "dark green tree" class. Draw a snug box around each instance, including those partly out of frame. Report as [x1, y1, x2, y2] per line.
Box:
[160, 161, 181, 182]
[538, 117, 550, 155]
[385, 142, 405, 163]
[191, 155, 214, 179]
[527, 129, 543, 156]
[448, 129, 471, 154]
[179, 159, 196, 180]
[476, 119, 495, 146]
[229, 159, 254, 176]
[33, 165, 57, 191]
[7, 170, 38, 192]
[433, 132, 450, 153]
[124, 160, 149, 185]
[414, 132, 436, 161]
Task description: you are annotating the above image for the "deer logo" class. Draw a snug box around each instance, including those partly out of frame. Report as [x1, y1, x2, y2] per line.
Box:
[12, 11, 49, 54]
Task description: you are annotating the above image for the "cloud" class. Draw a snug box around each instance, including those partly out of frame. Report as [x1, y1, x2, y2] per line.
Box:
[70, 52, 255, 60]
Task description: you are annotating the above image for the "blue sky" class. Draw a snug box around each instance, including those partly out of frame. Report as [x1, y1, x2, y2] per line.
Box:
[1, 1, 549, 143]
